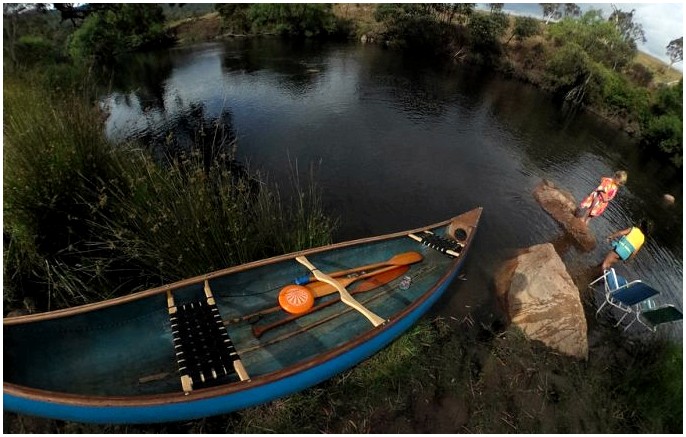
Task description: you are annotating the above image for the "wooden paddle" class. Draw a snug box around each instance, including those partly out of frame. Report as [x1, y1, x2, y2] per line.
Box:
[305, 262, 419, 298]
[253, 265, 409, 338]
[224, 264, 413, 326]
[293, 251, 422, 285]
[296, 256, 386, 326]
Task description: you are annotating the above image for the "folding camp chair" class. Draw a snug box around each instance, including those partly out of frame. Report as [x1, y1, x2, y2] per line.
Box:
[589, 268, 660, 327]
[630, 304, 683, 333]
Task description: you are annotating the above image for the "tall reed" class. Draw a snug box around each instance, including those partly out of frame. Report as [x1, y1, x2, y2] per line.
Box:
[3, 74, 336, 312]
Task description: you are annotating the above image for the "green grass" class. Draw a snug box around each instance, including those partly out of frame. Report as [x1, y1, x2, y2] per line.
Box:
[3, 71, 336, 312]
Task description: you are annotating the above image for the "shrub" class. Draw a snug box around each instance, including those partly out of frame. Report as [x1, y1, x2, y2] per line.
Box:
[468, 12, 508, 54]
[14, 34, 59, 66]
[544, 42, 592, 90]
[625, 62, 654, 87]
[248, 4, 337, 37]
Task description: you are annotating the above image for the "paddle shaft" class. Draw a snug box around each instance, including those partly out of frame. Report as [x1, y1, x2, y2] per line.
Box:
[253, 266, 408, 338]
[293, 251, 421, 285]
[296, 256, 385, 326]
[307, 263, 410, 298]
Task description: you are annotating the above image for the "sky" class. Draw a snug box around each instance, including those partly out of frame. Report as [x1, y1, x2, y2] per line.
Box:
[477, 2, 684, 70]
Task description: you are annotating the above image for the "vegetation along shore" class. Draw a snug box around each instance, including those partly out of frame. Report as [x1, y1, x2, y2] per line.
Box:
[3, 3, 682, 433]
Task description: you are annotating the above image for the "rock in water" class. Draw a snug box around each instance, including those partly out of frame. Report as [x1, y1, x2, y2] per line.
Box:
[495, 243, 588, 360]
[533, 179, 596, 252]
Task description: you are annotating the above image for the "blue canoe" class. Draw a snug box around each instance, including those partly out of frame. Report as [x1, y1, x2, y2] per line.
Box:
[4, 207, 482, 424]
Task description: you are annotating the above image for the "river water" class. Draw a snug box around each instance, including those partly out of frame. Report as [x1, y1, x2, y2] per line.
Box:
[101, 39, 682, 341]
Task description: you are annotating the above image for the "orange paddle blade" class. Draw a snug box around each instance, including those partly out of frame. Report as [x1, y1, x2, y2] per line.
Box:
[354, 265, 409, 292]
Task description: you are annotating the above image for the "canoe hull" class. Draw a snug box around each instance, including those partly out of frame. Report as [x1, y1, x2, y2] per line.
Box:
[4, 207, 482, 424]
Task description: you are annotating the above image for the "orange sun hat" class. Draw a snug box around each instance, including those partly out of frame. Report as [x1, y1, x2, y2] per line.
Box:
[278, 284, 315, 314]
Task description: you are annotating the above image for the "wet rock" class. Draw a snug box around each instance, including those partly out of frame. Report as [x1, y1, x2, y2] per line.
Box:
[533, 179, 596, 252]
[495, 243, 588, 360]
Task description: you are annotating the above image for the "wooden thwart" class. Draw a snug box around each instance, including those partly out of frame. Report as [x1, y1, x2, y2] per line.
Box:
[296, 256, 385, 327]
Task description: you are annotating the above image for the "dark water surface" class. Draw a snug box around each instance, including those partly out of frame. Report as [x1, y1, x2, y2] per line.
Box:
[102, 39, 683, 341]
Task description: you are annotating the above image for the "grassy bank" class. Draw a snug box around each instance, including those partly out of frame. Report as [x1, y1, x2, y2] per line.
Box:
[3, 72, 335, 313]
[4, 317, 681, 433]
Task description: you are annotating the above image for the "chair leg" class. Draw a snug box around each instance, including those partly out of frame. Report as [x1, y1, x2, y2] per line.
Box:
[595, 301, 608, 318]
[623, 317, 637, 331]
[615, 312, 628, 327]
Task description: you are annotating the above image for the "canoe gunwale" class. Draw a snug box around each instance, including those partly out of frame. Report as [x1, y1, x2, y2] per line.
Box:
[4, 207, 483, 411]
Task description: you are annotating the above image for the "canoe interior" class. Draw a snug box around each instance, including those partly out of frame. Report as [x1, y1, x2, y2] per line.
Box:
[5, 221, 466, 398]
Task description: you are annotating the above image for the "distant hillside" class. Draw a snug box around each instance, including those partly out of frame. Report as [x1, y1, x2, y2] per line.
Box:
[161, 3, 215, 23]
[635, 51, 683, 85]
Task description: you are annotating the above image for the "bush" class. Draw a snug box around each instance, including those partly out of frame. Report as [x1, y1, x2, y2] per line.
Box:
[594, 66, 650, 118]
[625, 62, 654, 87]
[68, 4, 169, 62]
[642, 115, 683, 165]
[374, 4, 455, 55]
[468, 12, 508, 54]
[248, 4, 337, 37]
[544, 42, 592, 90]
[14, 35, 59, 66]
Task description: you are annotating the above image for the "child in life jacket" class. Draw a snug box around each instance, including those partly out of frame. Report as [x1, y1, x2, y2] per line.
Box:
[578, 170, 628, 224]
[601, 219, 653, 271]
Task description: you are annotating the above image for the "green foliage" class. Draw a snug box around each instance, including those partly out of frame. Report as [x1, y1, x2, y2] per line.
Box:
[68, 4, 169, 62]
[643, 115, 683, 166]
[625, 62, 654, 87]
[507, 16, 541, 44]
[373, 4, 455, 54]
[594, 65, 650, 117]
[639, 81, 683, 166]
[467, 12, 508, 54]
[247, 4, 337, 38]
[549, 10, 635, 70]
[14, 34, 59, 66]
[215, 3, 252, 34]
[608, 7, 645, 48]
[545, 42, 592, 89]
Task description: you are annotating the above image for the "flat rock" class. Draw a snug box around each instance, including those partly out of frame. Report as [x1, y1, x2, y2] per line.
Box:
[495, 243, 588, 360]
[533, 179, 596, 252]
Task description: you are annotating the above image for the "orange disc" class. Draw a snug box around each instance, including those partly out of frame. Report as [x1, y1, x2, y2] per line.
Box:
[278, 285, 315, 314]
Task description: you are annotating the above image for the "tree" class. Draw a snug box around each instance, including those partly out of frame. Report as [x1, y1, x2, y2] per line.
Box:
[507, 16, 541, 45]
[563, 3, 581, 18]
[68, 4, 169, 61]
[489, 4, 504, 14]
[549, 10, 636, 71]
[248, 4, 336, 37]
[215, 3, 251, 33]
[608, 6, 646, 49]
[468, 11, 508, 53]
[540, 3, 561, 24]
[666, 37, 683, 71]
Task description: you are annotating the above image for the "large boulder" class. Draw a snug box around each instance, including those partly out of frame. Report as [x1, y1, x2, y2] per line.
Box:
[495, 243, 588, 360]
[533, 179, 596, 252]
